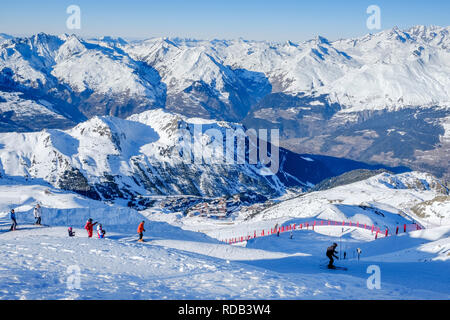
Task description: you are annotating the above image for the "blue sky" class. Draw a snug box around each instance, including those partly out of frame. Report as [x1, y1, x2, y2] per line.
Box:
[0, 0, 449, 41]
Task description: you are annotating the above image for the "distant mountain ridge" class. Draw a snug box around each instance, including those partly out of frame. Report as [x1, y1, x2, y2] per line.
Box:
[1, 26, 449, 123]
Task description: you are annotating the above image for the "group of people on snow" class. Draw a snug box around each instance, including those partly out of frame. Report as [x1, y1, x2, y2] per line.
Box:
[7, 205, 357, 266]
[83, 218, 106, 239]
[8, 205, 146, 242]
[9, 203, 42, 231]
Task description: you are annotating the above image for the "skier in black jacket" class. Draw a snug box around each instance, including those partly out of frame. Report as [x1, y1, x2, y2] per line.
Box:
[326, 243, 339, 269]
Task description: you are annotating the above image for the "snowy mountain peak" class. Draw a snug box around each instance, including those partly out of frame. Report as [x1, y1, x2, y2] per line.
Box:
[316, 35, 330, 45]
[55, 35, 85, 61]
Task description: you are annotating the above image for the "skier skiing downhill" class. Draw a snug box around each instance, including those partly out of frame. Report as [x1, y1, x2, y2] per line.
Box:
[137, 221, 145, 242]
[326, 243, 339, 269]
[84, 218, 97, 238]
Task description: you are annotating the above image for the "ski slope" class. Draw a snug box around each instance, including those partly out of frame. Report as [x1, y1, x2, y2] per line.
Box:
[0, 171, 449, 299]
[1, 209, 449, 299]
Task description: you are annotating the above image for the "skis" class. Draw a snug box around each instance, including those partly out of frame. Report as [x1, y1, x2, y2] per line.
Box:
[329, 266, 348, 271]
[9, 224, 50, 232]
[320, 264, 348, 271]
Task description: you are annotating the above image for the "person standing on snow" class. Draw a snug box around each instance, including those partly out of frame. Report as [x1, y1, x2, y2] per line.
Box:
[84, 218, 97, 238]
[10, 209, 18, 231]
[326, 243, 339, 269]
[97, 224, 106, 239]
[274, 223, 279, 237]
[356, 248, 362, 261]
[137, 221, 145, 242]
[33, 204, 42, 225]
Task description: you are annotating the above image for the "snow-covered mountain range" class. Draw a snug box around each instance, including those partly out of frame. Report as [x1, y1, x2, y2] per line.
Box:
[2, 26, 449, 119]
[1, 25, 449, 179]
[1, 108, 398, 204]
[1, 25, 450, 301]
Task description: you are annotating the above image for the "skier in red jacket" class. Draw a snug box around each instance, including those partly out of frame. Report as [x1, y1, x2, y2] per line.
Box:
[84, 218, 97, 238]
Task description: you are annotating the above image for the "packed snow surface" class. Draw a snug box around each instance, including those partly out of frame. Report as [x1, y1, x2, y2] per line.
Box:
[0, 172, 449, 299]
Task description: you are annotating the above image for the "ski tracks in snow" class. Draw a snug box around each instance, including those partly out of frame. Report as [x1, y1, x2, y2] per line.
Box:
[0, 221, 448, 299]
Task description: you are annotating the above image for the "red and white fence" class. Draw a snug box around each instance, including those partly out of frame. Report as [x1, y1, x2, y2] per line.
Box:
[221, 219, 422, 244]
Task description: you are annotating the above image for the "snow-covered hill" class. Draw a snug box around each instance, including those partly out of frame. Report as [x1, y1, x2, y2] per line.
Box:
[2, 108, 379, 204]
[0, 162, 449, 299]
[2, 221, 448, 299]
[251, 171, 449, 229]
[1, 172, 449, 299]
[0, 180, 142, 226]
